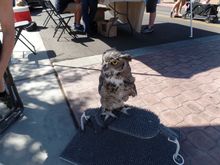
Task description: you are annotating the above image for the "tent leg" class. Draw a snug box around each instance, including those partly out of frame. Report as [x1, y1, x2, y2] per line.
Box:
[189, 0, 193, 38]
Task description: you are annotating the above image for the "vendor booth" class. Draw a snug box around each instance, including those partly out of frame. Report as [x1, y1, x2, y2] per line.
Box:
[99, 0, 145, 33]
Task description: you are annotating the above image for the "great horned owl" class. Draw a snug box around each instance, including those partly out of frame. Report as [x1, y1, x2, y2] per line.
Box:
[98, 49, 137, 119]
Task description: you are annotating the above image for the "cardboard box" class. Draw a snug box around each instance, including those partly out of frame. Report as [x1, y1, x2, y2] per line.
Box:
[94, 7, 109, 22]
[97, 18, 117, 37]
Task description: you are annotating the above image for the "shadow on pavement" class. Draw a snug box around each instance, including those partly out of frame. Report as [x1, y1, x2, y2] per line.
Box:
[98, 22, 218, 51]
[100, 23, 217, 51]
[32, 9, 220, 62]
[134, 36, 220, 78]
[28, 50, 57, 61]
[0, 76, 74, 165]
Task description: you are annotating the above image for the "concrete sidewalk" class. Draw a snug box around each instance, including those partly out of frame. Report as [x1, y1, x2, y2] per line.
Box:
[0, 31, 75, 165]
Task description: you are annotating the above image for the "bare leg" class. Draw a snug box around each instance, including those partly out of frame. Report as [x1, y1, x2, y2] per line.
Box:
[178, 0, 186, 15]
[170, 0, 181, 17]
[149, 12, 156, 28]
[74, 4, 82, 25]
[63, 3, 82, 25]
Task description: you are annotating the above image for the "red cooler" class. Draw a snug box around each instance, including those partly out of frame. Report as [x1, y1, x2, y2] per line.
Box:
[13, 6, 32, 22]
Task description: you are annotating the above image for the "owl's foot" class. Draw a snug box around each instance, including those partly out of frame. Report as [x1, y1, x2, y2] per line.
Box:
[121, 107, 130, 115]
[80, 112, 90, 131]
[101, 111, 117, 121]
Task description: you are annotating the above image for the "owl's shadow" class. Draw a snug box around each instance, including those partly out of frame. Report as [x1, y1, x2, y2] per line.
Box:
[62, 106, 184, 165]
[80, 106, 180, 140]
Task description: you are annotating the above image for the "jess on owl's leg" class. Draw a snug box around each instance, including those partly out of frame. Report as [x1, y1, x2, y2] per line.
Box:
[121, 106, 130, 115]
[101, 108, 117, 120]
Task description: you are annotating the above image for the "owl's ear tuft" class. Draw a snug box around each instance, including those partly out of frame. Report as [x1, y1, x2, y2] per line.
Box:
[121, 54, 132, 61]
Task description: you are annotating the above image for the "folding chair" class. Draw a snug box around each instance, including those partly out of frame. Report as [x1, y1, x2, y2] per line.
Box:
[42, 0, 77, 41]
[0, 67, 24, 134]
[15, 21, 37, 55]
[39, 0, 58, 27]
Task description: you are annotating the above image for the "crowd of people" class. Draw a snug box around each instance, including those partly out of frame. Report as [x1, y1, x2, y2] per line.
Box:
[55, 0, 159, 35]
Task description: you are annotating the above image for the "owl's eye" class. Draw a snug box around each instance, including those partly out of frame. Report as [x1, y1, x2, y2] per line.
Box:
[111, 60, 118, 65]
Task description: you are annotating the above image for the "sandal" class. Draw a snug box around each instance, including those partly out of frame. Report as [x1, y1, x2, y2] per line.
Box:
[170, 11, 173, 18]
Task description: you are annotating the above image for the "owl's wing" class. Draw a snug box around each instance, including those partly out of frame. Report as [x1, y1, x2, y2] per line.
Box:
[124, 76, 137, 97]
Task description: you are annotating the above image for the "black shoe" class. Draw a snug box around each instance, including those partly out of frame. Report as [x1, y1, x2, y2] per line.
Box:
[142, 26, 154, 34]
[72, 24, 85, 33]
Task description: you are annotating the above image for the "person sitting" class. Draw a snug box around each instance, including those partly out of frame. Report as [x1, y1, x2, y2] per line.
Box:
[0, 0, 15, 109]
[82, 0, 98, 36]
[55, 0, 84, 32]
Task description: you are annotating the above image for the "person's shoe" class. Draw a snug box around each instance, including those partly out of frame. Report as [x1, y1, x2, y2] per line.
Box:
[170, 11, 174, 18]
[142, 26, 154, 34]
[0, 91, 13, 110]
[173, 13, 182, 18]
[73, 24, 84, 33]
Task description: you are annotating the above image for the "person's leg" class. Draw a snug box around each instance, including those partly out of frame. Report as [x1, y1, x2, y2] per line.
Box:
[0, 80, 5, 93]
[142, 0, 157, 33]
[82, 0, 90, 33]
[63, 2, 82, 26]
[88, 0, 98, 34]
[88, 0, 98, 24]
[178, 0, 186, 15]
[170, 0, 181, 17]
[82, 0, 98, 34]
[149, 11, 156, 28]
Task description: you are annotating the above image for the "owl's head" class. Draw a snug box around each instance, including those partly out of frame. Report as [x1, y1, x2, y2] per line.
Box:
[102, 49, 132, 72]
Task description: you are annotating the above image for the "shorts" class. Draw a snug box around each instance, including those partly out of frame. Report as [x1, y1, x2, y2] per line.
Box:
[63, 2, 81, 13]
[146, 0, 157, 13]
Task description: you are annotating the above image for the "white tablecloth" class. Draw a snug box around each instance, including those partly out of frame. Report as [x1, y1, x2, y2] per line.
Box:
[100, 0, 145, 33]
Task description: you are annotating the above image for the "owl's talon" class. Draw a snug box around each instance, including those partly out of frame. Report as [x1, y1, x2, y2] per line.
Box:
[121, 107, 130, 115]
[101, 111, 117, 121]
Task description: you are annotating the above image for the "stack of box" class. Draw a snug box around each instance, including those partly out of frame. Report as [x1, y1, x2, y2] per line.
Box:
[97, 18, 117, 37]
[95, 6, 117, 37]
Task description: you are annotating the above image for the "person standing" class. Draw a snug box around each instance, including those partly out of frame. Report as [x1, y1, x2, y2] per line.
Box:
[82, 0, 98, 36]
[0, 0, 15, 108]
[170, 0, 186, 18]
[142, 0, 158, 33]
[55, 0, 84, 32]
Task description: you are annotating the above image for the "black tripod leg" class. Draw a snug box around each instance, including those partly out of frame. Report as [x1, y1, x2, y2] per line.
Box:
[0, 67, 23, 134]
[4, 67, 23, 109]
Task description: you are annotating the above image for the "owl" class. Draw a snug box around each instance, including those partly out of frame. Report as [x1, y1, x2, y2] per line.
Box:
[98, 49, 137, 120]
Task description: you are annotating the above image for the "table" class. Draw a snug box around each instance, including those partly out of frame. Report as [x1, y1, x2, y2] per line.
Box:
[100, 0, 145, 33]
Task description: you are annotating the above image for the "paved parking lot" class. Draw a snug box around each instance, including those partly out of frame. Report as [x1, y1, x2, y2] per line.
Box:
[55, 35, 220, 165]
